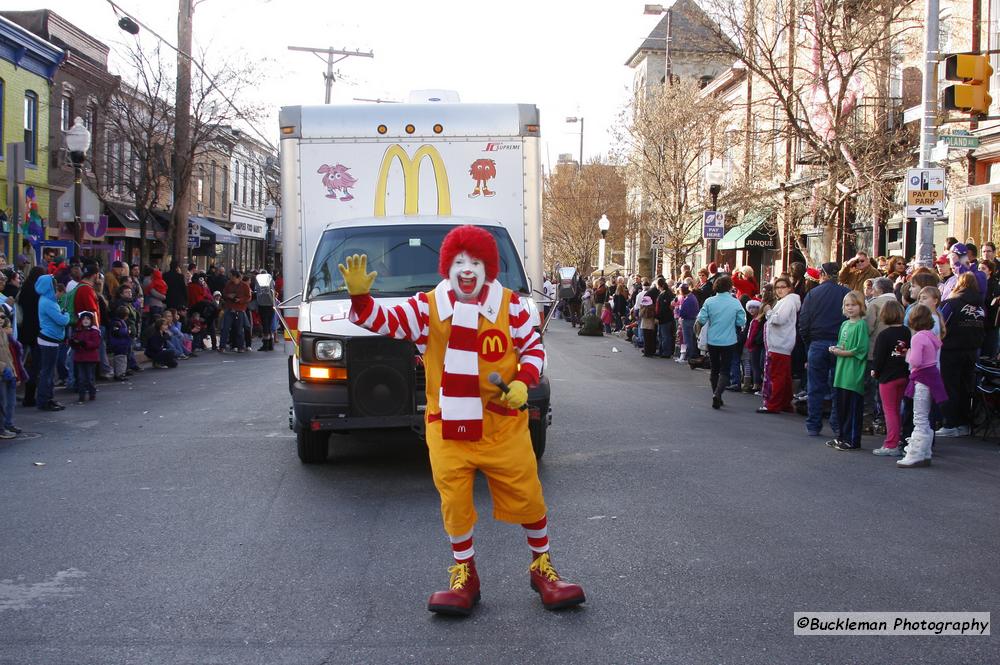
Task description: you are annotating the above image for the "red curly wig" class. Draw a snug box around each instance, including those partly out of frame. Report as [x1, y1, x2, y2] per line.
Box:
[438, 225, 499, 282]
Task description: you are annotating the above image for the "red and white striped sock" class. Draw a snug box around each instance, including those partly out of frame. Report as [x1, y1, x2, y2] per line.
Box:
[449, 529, 475, 562]
[522, 516, 549, 555]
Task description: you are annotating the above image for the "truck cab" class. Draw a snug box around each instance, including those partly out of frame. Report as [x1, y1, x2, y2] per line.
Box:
[288, 216, 550, 463]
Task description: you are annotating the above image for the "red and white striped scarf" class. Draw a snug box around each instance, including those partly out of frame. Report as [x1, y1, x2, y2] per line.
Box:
[440, 298, 483, 441]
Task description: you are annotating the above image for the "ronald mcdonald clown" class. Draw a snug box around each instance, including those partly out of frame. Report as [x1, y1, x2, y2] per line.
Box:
[338, 225, 585, 616]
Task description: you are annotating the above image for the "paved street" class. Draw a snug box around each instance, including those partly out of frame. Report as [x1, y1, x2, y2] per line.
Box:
[1, 325, 999, 664]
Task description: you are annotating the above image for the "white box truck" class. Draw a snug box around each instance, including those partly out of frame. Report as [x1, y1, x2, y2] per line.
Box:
[278, 102, 551, 463]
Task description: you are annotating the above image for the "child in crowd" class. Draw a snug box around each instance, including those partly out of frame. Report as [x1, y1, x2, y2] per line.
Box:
[915, 286, 944, 337]
[600, 302, 613, 334]
[0, 311, 23, 437]
[828, 291, 869, 450]
[145, 318, 178, 369]
[743, 300, 764, 393]
[164, 310, 189, 360]
[69, 311, 101, 403]
[639, 295, 657, 357]
[109, 306, 133, 381]
[899, 304, 948, 468]
[871, 300, 911, 457]
[188, 312, 206, 353]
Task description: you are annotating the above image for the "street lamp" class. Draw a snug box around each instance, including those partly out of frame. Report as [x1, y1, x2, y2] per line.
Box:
[598, 214, 611, 277]
[565, 116, 584, 171]
[643, 4, 672, 85]
[65, 116, 92, 251]
[263, 203, 277, 271]
[705, 159, 727, 265]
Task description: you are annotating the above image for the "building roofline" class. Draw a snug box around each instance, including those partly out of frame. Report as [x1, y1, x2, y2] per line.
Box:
[0, 14, 65, 80]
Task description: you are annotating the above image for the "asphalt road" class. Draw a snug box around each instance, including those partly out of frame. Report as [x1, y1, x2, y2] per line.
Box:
[1, 324, 998, 664]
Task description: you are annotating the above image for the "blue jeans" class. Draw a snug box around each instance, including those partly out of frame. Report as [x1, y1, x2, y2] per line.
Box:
[75, 362, 97, 399]
[806, 340, 840, 435]
[0, 379, 15, 428]
[219, 310, 245, 350]
[729, 346, 742, 386]
[657, 322, 675, 357]
[681, 319, 699, 358]
[37, 344, 58, 407]
[58, 342, 70, 383]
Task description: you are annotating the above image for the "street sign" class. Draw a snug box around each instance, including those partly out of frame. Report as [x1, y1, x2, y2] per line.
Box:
[703, 210, 725, 240]
[650, 230, 666, 248]
[56, 185, 101, 223]
[905, 168, 946, 218]
[940, 133, 980, 149]
[188, 220, 201, 248]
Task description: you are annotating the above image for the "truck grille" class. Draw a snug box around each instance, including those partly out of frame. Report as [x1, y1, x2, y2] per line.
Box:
[347, 338, 416, 418]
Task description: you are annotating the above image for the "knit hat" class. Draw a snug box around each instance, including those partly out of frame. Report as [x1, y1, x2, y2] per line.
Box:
[746, 299, 762, 311]
[950, 242, 968, 256]
[77, 310, 95, 324]
[820, 262, 840, 278]
[805, 267, 821, 281]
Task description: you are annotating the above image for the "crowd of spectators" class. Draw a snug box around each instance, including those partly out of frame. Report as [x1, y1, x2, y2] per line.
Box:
[551, 237, 995, 469]
[0, 256, 280, 436]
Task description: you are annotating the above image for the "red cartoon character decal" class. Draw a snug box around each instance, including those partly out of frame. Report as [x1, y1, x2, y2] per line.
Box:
[468, 158, 497, 198]
[318, 164, 358, 201]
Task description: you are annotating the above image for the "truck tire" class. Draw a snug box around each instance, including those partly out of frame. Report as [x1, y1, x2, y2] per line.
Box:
[528, 418, 547, 460]
[297, 429, 329, 464]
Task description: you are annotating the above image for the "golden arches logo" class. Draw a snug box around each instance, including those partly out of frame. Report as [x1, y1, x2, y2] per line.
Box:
[478, 330, 508, 362]
[374, 145, 452, 217]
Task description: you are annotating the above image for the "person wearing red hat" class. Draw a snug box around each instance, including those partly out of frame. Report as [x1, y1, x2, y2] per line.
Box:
[339, 225, 585, 616]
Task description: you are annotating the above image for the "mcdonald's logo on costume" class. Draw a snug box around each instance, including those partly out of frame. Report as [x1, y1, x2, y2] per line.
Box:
[479, 330, 508, 362]
[374, 145, 452, 216]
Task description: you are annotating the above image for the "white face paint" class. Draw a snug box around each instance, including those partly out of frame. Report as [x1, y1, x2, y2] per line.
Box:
[448, 251, 487, 303]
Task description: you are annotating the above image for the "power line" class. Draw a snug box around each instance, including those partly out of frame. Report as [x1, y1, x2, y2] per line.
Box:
[104, 0, 277, 152]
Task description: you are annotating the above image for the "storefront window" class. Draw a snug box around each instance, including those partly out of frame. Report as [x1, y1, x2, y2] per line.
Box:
[964, 196, 988, 246]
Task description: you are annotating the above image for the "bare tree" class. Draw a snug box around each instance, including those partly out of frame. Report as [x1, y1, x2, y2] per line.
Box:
[104, 38, 266, 266]
[542, 159, 634, 276]
[99, 41, 174, 269]
[702, 0, 921, 261]
[613, 78, 730, 277]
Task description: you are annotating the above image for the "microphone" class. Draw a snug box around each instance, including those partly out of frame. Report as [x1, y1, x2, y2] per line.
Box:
[488, 372, 528, 411]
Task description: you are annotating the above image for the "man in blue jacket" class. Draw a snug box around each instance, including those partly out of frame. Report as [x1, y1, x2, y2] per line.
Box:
[35, 274, 70, 412]
[796, 262, 849, 437]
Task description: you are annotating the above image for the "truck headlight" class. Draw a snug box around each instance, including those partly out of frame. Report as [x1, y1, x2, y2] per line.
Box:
[315, 339, 344, 361]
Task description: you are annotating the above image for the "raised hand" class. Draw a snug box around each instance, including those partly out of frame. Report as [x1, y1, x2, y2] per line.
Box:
[337, 254, 377, 296]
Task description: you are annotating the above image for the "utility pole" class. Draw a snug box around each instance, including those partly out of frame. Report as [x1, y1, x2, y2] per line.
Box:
[173, 0, 194, 266]
[287, 46, 374, 104]
[916, 0, 940, 268]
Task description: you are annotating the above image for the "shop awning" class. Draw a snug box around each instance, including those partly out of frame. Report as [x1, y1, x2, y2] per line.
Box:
[190, 216, 238, 245]
[718, 210, 778, 250]
[105, 204, 166, 239]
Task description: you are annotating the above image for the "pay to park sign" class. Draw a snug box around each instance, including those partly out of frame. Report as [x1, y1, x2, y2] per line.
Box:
[703, 210, 726, 240]
[905, 168, 947, 218]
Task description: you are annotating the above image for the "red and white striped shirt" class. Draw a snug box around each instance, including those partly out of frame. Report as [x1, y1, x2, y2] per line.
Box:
[350, 280, 544, 386]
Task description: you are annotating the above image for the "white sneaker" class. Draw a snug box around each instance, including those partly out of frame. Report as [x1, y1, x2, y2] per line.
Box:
[934, 427, 963, 438]
[872, 446, 902, 457]
[0, 430, 15, 439]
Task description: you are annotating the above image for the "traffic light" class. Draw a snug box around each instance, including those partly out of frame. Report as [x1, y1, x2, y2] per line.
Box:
[943, 54, 993, 116]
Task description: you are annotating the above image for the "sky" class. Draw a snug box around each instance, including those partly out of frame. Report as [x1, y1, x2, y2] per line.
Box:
[9, 0, 665, 170]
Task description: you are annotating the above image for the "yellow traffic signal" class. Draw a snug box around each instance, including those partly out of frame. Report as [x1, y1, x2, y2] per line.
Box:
[943, 54, 994, 116]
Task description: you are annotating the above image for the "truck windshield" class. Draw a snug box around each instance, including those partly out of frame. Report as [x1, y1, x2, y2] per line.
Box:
[307, 224, 529, 300]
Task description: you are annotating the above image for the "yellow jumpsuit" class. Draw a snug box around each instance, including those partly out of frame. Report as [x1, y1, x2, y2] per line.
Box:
[423, 287, 547, 536]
